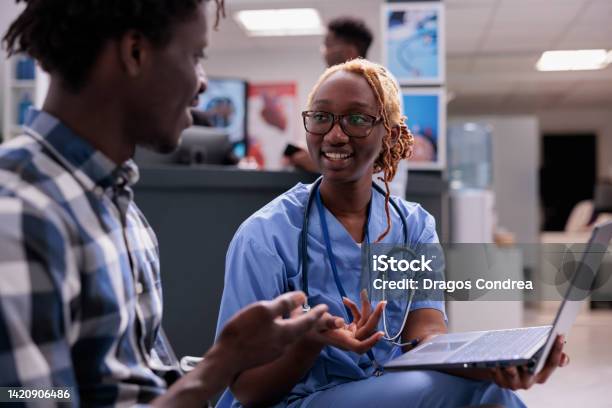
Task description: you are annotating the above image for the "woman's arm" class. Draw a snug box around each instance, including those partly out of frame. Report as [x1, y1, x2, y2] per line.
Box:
[401, 308, 448, 353]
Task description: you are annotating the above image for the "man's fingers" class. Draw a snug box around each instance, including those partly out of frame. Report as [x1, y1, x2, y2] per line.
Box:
[314, 312, 330, 331]
[342, 297, 361, 323]
[267, 291, 307, 317]
[316, 312, 344, 331]
[278, 304, 328, 339]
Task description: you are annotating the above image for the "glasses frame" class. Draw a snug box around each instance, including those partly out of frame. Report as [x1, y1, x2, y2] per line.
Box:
[301, 110, 382, 139]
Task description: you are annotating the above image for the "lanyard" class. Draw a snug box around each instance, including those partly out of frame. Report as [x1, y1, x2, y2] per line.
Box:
[314, 186, 382, 374]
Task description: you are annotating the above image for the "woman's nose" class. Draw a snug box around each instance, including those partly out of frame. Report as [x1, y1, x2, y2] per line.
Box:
[324, 121, 349, 144]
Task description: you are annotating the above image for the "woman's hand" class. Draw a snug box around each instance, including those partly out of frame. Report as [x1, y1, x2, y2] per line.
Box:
[297, 296, 385, 354]
[305, 316, 384, 354]
[442, 334, 569, 391]
[342, 289, 386, 341]
[489, 334, 570, 390]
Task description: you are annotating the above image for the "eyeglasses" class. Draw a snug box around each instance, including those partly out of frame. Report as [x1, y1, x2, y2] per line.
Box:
[301, 110, 382, 139]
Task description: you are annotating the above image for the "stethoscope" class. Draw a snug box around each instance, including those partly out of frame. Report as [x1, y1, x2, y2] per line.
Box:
[299, 176, 418, 373]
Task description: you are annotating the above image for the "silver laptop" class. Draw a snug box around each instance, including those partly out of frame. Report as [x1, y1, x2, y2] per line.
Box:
[384, 221, 612, 374]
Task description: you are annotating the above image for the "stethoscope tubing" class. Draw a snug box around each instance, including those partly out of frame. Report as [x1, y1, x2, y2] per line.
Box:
[300, 176, 413, 346]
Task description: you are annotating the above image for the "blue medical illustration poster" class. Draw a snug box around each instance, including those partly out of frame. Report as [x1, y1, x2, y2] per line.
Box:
[382, 2, 445, 85]
[402, 88, 446, 170]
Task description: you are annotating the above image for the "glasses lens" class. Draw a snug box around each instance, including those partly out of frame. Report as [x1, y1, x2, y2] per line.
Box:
[305, 111, 333, 134]
[341, 114, 375, 138]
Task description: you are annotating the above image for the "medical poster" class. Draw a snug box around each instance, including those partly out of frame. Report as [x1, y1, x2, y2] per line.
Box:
[247, 82, 298, 170]
[402, 88, 446, 170]
[196, 78, 247, 144]
[382, 2, 445, 85]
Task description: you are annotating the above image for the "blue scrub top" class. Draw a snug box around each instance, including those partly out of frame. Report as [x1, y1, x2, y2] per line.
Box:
[215, 182, 446, 407]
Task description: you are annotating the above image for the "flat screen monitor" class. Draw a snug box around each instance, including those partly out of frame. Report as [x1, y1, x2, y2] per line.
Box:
[133, 127, 237, 166]
[194, 77, 247, 148]
[177, 126, 236, 165]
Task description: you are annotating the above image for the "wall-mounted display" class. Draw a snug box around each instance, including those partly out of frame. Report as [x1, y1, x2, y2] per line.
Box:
[3, 54, 49, 142]
[195, 77, 248, 146]
[382, 2, 445, 85]
[402, 87, 446, 170]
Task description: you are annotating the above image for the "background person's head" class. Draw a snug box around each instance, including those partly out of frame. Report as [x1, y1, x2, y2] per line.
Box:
[322, 17, 373, 67]
[3, 0, 225, 155]
[304, 59, 414, 240]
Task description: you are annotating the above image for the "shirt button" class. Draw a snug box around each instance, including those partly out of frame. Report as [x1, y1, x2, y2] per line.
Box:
[93, 186, 104, 197]
[135, 282, 144, 295]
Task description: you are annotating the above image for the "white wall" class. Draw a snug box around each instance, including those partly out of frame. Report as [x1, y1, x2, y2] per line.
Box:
[600, 128, 612, 182]
[0, 1, 25, 139]
[449, 115, 541, 243]
[449, 108, 612, 243]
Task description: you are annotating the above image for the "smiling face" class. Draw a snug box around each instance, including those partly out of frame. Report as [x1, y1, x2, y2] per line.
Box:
[126, 2, 208, 153]
[306, 70, 385, 184]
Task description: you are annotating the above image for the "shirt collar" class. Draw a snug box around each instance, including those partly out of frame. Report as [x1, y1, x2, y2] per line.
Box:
[23, 109, 139, 191]
[309, 182, 399, 248]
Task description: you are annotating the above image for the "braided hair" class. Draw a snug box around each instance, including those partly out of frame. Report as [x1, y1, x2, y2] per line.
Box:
[307, 58, 414, 242]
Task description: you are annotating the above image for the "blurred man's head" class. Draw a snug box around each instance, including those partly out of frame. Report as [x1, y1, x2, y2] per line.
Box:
[322, 17, 373, 67]
[3, 0, 225, 154]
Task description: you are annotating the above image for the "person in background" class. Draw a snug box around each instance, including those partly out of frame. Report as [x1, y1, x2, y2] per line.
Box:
[285, 17, 409, 199]
[0, 1, 342, 406]
[321, 17, 373, 68]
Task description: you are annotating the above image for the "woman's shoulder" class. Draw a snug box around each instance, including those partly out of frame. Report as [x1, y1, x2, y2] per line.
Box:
[391, 196, 434, 221]
[390, 195, 437, 242]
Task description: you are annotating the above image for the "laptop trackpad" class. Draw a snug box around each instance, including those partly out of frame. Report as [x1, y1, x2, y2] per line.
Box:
[415, 341, 468, 353]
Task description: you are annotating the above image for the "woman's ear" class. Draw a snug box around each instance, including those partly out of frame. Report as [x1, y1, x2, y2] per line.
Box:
[389, 125, 400, 146]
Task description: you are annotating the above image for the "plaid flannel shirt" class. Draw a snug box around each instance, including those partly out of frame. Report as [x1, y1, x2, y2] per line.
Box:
[0, 109, 181, 406]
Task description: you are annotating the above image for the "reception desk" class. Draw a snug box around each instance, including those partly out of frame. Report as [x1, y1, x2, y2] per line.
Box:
[134, 166, 447, 357]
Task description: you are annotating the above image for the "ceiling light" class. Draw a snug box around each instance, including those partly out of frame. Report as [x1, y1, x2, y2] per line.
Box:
[536, 49, 610, 71]
[234, 8, 324, 37]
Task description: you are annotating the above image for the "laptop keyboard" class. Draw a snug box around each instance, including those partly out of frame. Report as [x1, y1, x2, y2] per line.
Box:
[445, 326, 551, 363]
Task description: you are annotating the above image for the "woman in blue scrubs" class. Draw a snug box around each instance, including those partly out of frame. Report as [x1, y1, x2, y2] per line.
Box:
[215, 59, 568, 408]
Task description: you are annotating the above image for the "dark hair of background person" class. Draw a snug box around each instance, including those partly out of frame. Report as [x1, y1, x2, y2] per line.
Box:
[327, 17, 373, 58]
[2, 0, 225, 93]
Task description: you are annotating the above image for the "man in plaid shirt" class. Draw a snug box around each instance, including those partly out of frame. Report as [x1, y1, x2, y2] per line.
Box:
[0, 1, 337, 406]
